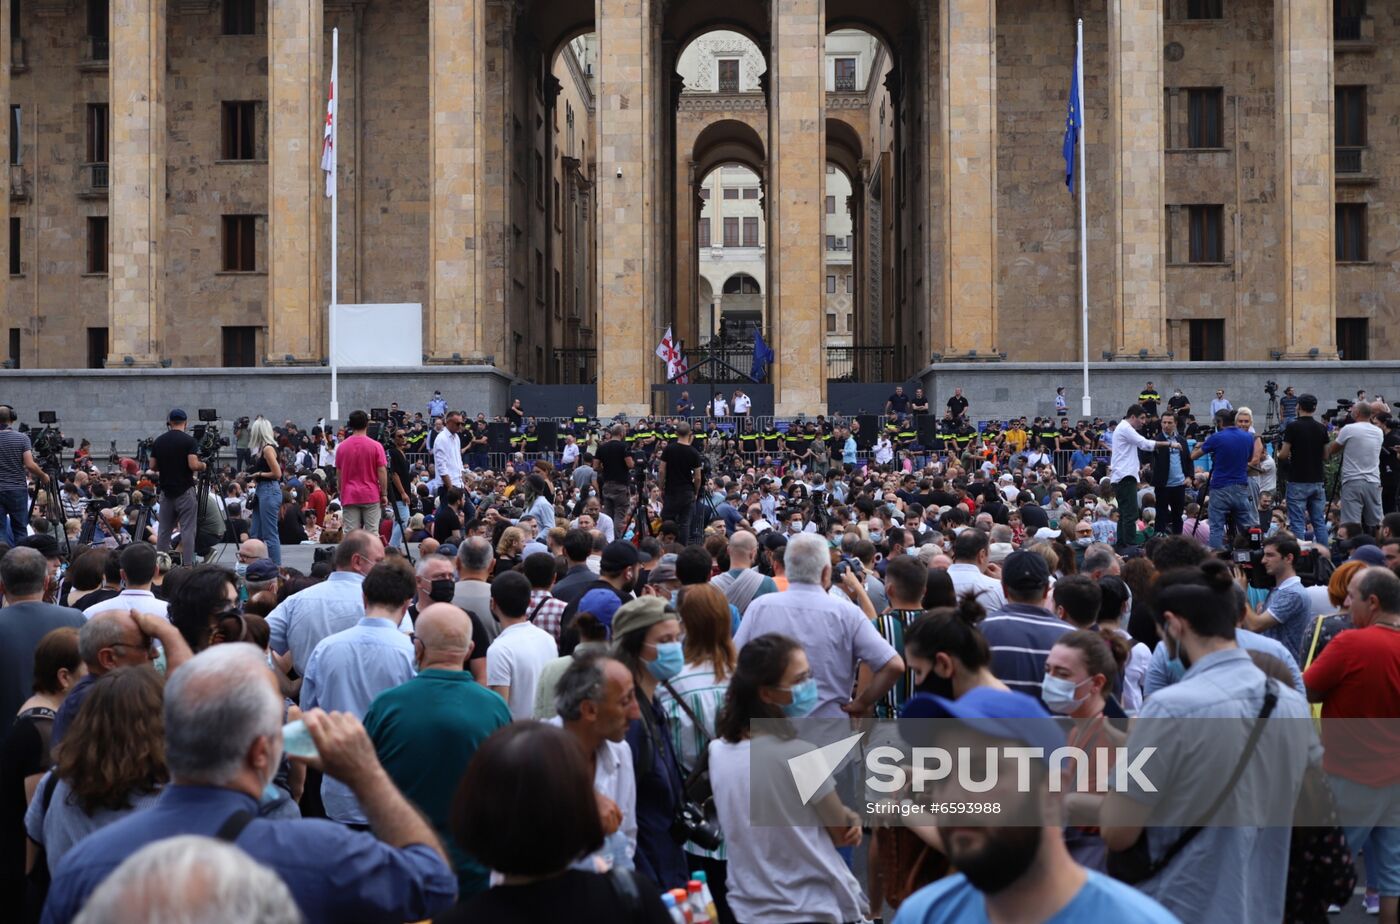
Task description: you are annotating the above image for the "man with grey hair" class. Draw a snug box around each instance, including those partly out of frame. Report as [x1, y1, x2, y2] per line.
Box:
[452, 536, 497, 642]
[1081, 542, 1121, 580]
[42, 644, 457, 924]
[550, 651, 639, 869]
[72, 835, 303, 924]
[365, 603, 509, 898]
[0, 546, 84, 722]
[734, 532, 905, 718]
[266, 530, 385, 676]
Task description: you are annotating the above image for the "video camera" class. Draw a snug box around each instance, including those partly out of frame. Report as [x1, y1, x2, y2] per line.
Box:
[30, 411, 73, 467]
[368, 408, 392, 445]
[192, 409, 229, 464]
[1264, 381, 1279, 398]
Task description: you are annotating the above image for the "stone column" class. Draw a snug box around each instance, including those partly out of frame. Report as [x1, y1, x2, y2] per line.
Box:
[595, 0, 656, 417]
[938, 0, 997, 358]
[1109, 0, 1168, 358]
[673, 159, 697, 349]
[0, 0, 9, 348]
[267, 0, 322, 363]
[767, 0, 824, 415]
[1276, 0, 1335, 357]
[107, 0, 165, 366]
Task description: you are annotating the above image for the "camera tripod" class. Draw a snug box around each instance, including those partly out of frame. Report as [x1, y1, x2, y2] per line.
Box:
[194, 460, 239, 565]
[1264, 393, 1280, 429]
[27, 458, 73, 559]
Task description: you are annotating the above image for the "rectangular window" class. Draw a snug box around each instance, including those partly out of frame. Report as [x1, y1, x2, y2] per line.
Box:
[1336, 203, 1367, 262]
[221, 326, 258, 367]
[845, 274, 852, 293]
[86, 0, 108, 40]
[221, 214, 257, 271]
[221, 101, 258, 160]
[723, 217, 739, 246]
[1186, 0, 1223, 18]
[1188, 205, 1223, 262]
[1186, 88, 1223, 148]
[742, 217, 759, 247]
[826, 275, 836, 294]
[8, 217, 18, 275]
[1337, 318, 1369, 361]
[11, 0, 19, 41]
[86, 104, 109, 164]
[1336, 86, 1367, 147]
[86, 216, 107, 274]
[826, 314, 836, 332]
[9, 106, 19, 165]
[223, 0, 255, 35]
[534, 250, 544, 302]
[699, 187, 710, 199]
[86, 327, 108, 369]
[723, 188, 739, 200]
[7, 328, 18, 370]
[826, 195, 836, 214]
[697, 218, 710, 247]
[1187, 319, 1225, 361]
[834, 57, 857, 91]
[534, 152, 544, 205]
[742, 188, 758, 199]
[717, 59, 739, 93]
[826, 235, 836, 250]
[846, 313, 854, 332]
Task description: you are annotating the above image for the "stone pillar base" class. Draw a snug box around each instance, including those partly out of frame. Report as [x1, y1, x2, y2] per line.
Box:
[264, 356, 321, 367]
[106, 354, 165, 369]
[597, 404, 652, 420]
[776, 402, 826, 418]
[1278, 350, 1340, 361]
[424, 353, 489, 366]
[937, 351, 1003, 363]
[1112, 351, 1172, 362]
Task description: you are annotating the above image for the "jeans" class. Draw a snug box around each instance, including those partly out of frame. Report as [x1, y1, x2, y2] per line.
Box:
[1207, 482, 1257, 549]
[1113, 477, 1139, 548]
[387, 500, 411, 549]
[1286, 481, 1328, 546]
[1330, 774, 1400, 896]
[0, 487, 29, 546]
[253, 480, 282, 564]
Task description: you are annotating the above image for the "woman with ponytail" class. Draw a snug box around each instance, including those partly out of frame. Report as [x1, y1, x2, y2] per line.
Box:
[901, 594, 1006, 700]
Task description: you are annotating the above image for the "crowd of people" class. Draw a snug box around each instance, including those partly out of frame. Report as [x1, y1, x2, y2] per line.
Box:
[0, 378, 1396, 923]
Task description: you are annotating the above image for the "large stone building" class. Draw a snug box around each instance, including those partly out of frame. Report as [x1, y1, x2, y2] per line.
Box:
[0, 0, 1389, 417]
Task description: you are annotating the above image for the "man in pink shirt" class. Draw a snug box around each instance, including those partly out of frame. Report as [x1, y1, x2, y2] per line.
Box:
[334, 409, 389, 533]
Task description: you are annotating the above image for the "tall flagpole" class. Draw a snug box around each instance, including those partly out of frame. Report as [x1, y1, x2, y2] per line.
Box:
[1077, 18, 1091, 418]
[329, 29, 340, 423]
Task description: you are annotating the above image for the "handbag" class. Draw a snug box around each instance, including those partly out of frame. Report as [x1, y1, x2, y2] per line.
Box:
[1107, 680, 1279, 884]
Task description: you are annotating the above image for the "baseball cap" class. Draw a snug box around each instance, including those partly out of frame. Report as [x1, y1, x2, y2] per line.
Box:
[899, 686, 1063, 755]
[1350, 543, 1386, 566]
[646, 561, 679, 585]
[610, 595, 679, 640]
[168, 408, 188, 422]
[1031, 526, 1059, 542]
[1001, 549, 1051, 591]
[245, 559, 280, 582]
[600, 540, 641, 573]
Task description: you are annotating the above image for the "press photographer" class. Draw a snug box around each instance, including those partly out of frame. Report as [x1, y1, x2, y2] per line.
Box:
[0, 405, 51, 546]
[149, 408, 207, 565]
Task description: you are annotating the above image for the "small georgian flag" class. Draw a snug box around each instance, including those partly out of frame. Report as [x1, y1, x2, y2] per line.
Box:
[320, 78, 335, 199]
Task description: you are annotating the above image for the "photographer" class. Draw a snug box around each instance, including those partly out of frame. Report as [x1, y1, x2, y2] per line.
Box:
[0, 405, 50, 545]
[233, 416, 251, 471]
[658, 422, 702, 544]
[150, 409, 206, 566]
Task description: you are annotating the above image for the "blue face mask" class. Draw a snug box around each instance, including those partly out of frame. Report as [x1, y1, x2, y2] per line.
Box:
[1164, 633, 1187, 682]
[645, 641, 684, 681]
[234, 562, 248, 579]
[782, 678, 819, 718]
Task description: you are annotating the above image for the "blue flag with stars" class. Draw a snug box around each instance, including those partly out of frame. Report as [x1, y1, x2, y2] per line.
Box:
[751, 329, 775, 382]
[1063, 53, 1081, 195]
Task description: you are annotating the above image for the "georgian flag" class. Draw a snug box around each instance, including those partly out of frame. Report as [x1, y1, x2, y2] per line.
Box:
[656, 327, 686, 383]
[320, 78, 335, 199]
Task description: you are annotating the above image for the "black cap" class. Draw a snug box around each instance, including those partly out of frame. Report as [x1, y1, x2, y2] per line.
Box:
[1298, 393, 1318, 412]
[168, 408, 188, 422]
[600, 540, 641, 573]
[1001, 550, 1050, 591]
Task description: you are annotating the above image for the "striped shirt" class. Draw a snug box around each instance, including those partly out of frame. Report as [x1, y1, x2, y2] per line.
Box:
[656, 661, 730, 860]
[980, 603, 1072, 698]
[871, 609, 923, 718]
[527, 589, 568, 641]
[0, 428, 32, 490]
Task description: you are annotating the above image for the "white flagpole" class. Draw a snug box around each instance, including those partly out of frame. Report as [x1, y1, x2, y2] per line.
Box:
[329, 28, 340, 424]
[1077, 18, 1091, 418]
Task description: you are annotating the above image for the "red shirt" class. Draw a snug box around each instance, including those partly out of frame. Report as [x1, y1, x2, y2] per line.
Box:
[303, 488, 328, 527]
[334, 434, 387, 506]
[1304, 624, 1400, 786]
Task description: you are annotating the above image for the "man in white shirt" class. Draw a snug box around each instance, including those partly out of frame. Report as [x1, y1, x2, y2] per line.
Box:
[712, 393, 729, 417]
[431, 412, 465, 496]
[485, 572, 559, 720]
[83, 543, 169, 620]
[733, 390, 752, 417]
[583, 497, 616, 543]
[1108, 404, 1169, 550]
[947, 528, 1007, 613]
[1328, 399, 1385, 533]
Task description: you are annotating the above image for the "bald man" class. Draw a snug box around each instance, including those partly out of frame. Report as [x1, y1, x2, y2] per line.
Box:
[364, 602, 511, 899]
[712, 530, 779, 617]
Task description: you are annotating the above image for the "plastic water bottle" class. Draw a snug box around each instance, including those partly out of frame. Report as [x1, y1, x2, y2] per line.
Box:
[281, 719, 319, 760]
[692, 870, 719, 921]
[670, 889, 693, 922]
[686, 880, 712, 923]
[661, 892, 686, 924]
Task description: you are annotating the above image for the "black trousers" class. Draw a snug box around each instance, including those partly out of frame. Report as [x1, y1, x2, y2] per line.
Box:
[1156, 483, 1186, 535]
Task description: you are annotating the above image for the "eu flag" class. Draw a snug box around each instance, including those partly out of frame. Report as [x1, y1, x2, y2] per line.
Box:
[1063, 54, 1081, 195]
[751, 330, 775, 382]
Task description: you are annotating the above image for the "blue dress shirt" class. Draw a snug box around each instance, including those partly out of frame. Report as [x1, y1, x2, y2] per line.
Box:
[266, 571, 368, 675]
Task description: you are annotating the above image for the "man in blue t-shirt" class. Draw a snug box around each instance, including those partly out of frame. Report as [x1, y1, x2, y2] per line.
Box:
[1192, 409, 1259, 548]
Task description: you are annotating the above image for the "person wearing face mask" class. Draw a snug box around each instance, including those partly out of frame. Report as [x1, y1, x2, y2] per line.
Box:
[708, 633, 867, 924]
[610, 596, 692, 892]
[902, 595, 1007, 700]
[409, 555, 489, 684]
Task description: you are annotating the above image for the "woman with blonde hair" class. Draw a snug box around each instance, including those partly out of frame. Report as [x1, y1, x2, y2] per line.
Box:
[246, 416, 283, 564]
[495, 526, 526, 574]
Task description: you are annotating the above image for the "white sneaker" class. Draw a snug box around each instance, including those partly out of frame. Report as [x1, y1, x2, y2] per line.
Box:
[1328, 904, 1342, 914]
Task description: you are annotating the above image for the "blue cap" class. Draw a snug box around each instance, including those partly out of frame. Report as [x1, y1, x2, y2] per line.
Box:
[899, 687, 1063, 755]
[168, 408, 188, 422]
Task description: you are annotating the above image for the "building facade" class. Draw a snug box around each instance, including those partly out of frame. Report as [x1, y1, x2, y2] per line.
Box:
[0, 0, 1389, 417]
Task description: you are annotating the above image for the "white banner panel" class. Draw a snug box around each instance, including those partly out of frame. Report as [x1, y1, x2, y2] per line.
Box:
[332, 303, 422, 368]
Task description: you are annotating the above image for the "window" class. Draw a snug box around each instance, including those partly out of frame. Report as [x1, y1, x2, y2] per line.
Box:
[223, 0, 255, 35]
[826, 235, 836, 250]
[826, 275, 836, 294]
[1336, 86, 1366, 147]
[1187, 319, 1225, 361]
[8, 217, 18, 275]
[1336, 203, 1367, 262]
[723, 188, 739, 200]
[221, 101, 258, 160]
[1188, 205, 1223, 262]
[697, 218, 710, 248]
[534, 250, 544, 302]
[7, 329, 18, 369]
[723, 275, 760, 294]
[717, 59, 739, 92]
[742, 217, 759, 247]
[826, 195, 836, 214]
[1186, 0, 1223, 18]
[826, 165, 835, 174]
[845, 275, 852, 293]
[723, 217, 739, 247]
[1186, 88, 1223, 148]
[86, 104, 109, 164]
[86, 216, 107, 274]
[834, 57, 857, 91]
[1337, 318, 1369, 360]
[846, 313, 854, 332]
[9, 106, 19, 165]
[11, 0, 19, 41]
[222, 326, 258, 367]
[534, 152, 544, 205]
[826, 314, 836, 332]
[222, 215, 257, 271]
[86, 327, 108, 369]
[86, 0, 108, 43]
[699, 187, 710, 199]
